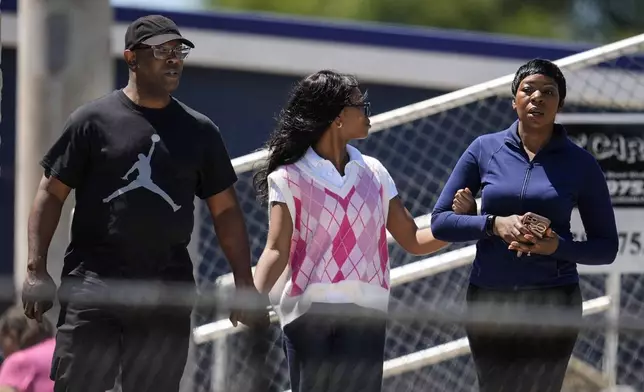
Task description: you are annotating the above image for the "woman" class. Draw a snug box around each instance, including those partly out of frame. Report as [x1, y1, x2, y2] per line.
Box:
[431, 59, 619, 392]
[0, 307, 55, 392]
[252, 70, 474, 392]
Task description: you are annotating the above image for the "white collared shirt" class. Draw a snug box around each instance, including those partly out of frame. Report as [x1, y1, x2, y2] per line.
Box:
[269, 145, 398, 203]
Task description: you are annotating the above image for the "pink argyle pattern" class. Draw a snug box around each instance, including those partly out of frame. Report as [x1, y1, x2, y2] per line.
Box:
[283, 163, 390, 297]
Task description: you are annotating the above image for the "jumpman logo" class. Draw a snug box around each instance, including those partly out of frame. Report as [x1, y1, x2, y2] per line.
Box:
[103, 134, 181, 212]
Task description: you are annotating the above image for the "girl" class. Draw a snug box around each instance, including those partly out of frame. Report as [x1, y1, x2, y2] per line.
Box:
[252, 70, 474, 392]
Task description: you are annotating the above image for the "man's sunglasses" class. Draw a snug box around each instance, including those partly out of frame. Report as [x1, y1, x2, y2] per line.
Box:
[135, 44, 191, 60]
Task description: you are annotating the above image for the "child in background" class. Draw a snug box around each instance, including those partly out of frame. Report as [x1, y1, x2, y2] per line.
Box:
[252, 70, 475, 392]
[0, 306, 55, 392]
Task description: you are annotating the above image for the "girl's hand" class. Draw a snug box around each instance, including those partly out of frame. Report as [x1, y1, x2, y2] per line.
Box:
[452, 188, 477, 215]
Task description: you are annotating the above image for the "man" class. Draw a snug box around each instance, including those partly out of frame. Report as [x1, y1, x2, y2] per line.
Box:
[21, 14, 265, 392]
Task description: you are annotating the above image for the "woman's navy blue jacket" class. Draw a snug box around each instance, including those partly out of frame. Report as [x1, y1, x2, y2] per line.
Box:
[431, 120, 619, 290]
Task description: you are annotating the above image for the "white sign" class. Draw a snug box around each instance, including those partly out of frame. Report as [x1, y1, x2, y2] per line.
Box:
[575, 208, 644, 274]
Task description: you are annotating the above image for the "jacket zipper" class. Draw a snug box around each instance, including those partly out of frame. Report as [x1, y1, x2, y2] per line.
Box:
[520, 162, 534, 202]
[516, 161, 534, 265]
[517, 160, 560, 276]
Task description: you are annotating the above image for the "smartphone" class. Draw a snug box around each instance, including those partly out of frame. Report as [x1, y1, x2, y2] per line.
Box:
[517, 212, 551, 257]
[523, 212, 551, 238]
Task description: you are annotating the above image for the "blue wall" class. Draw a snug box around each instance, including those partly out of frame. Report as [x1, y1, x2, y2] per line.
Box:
[0, 49, 17, 279]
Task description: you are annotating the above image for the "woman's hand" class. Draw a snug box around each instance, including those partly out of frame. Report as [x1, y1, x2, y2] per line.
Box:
[508, 229, 560, 256]
[493, 214, 533, 245]
[452, 188, 477, 215]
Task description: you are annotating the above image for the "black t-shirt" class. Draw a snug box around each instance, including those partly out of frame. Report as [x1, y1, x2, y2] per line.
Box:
[42, 90, 237, 281]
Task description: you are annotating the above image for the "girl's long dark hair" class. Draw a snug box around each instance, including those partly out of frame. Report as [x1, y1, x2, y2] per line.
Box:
[253, 70, 359, 203]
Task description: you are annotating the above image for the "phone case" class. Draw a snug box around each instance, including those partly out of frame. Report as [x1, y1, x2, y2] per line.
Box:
[522, 212, 551, 239]
[515, 213, 551, 257]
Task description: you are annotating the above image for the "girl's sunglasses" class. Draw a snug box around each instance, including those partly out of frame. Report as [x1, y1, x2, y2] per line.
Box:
[347, 101, 371, 117]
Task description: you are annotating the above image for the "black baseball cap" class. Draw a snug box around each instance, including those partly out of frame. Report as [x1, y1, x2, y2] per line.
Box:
[125, 15, 195, 50]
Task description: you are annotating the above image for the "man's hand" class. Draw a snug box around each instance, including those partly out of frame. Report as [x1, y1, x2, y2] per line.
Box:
[508, 228, 559, 256]
[452, 188, 477, 215]
[23, 174, 69, 322]
[205, 187, 270, 329]
[22, 265, 57, 322]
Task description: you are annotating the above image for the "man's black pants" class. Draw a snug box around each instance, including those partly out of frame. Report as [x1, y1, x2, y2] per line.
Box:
[50, 276, 191, 392]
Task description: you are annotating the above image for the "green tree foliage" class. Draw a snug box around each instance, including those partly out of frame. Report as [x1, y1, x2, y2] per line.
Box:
[205, 0, 640, 43]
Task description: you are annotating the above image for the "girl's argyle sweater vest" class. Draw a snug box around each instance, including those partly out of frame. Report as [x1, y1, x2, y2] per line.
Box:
[268, 158, 391, 327]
